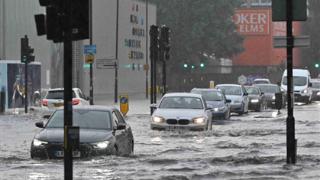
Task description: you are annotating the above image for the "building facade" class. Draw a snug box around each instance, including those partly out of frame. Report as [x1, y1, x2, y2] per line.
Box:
[0, 0, 156, 98]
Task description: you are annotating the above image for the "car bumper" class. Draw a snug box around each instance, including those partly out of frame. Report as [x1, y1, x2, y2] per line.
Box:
[294, 93, 310, 102]
[248, 102, 260, 110]
[212, 111, 228, 120]
[230, 103, 243, 113]
[31, 143, 114, 159]
[150, 123, 207, 131]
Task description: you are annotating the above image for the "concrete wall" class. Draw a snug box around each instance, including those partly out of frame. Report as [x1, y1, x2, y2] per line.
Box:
[82, 0, 156, 97]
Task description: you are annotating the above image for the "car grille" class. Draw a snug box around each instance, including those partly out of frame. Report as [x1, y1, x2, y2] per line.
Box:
[166, 119, 190, 125]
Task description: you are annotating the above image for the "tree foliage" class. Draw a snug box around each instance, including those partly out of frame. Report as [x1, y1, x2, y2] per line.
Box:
[149, 0, 244, 66]
[301, 0, 320, 76]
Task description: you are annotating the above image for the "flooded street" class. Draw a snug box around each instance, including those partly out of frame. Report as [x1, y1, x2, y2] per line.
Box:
[1, 102, 320, 180]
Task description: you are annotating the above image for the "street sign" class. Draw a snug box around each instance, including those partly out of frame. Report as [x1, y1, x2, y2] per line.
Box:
[272, 0, 307, 21]
[96, 59, 116, 69]
[83, 44, 96, 55]
[273, 36, 310, 48]
[238, 75, 247, 85]
[85, 53, 95, 64]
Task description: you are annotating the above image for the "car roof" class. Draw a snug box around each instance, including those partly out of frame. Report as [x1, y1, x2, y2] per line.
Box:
[191, 88, 220, 92]
[216, 84, 241, 87]
[55, 105, 116, 111]
[48, 88, 80, 92]
[254, 78, 270, 81]
[254, 83, 278, 87]
[163, 92, 203, 98]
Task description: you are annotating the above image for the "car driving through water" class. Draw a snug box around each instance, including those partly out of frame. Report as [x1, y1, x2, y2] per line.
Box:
[30, 106, 134, 159]
[150, 93, 212, 131]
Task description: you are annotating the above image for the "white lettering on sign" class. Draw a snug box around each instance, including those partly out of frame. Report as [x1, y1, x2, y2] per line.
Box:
[234, 9, 270, 35]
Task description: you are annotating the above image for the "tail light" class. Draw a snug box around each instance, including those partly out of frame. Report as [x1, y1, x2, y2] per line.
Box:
[72, 98, 80, 105]
[42, 99, 48, 106]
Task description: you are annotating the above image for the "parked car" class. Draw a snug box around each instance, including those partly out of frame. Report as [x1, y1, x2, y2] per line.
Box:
[254, 84, 286, 108]
[150, 93, 212, 131]
[311, 79, 320, 101]
[41, 88, 89, 111]
[215, 84, 249, 115]
[190, 88, 231, 120]
[253, 78, 271, 84]
[245, 86, 267, 112]
[31, 106, 134, 159]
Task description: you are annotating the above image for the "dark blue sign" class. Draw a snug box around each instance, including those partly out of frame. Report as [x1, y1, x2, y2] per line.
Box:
[83, 45, 96, 55]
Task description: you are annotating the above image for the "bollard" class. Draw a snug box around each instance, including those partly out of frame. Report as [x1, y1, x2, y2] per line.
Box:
[0, 90, 5, 113]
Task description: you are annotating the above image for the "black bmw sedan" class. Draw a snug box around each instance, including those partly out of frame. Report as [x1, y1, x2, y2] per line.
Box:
[31, 106, 134, 159]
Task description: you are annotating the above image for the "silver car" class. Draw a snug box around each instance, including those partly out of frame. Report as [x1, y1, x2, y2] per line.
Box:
[150, 93, 212, 131]
[216, 84, 249, 115]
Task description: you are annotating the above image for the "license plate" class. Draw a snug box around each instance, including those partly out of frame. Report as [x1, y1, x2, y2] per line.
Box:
[53, 103, 63, 107]
[55, 151, 80, 158]
[168, 126, 184, 131]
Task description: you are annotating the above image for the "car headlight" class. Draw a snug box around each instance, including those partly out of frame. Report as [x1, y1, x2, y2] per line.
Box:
[93, 141, 110, 149]
[33, 139, 48, 146]
[317, 92, 320, 96]
[193, 117, 206, 124]
[213, 108, 219, 112]
[152, 116, 165, 123]
[301, 89, 308, 94]
[251, 99, 259, 103]
[272, 95, 276, 100]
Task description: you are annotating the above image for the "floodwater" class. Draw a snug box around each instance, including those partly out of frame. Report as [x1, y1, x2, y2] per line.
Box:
[1, 102, 320, 180]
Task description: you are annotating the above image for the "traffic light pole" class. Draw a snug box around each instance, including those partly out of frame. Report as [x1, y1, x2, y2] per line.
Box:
[286, 0, 296, 164]
[89, 0, 94, 105]
[64, 0, 73, 179]
[24, 58, 28, 113]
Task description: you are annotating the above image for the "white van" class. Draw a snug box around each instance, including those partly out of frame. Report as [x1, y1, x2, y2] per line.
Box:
[281, 69, 313, 104]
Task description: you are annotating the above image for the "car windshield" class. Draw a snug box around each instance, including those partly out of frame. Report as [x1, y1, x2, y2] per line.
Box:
[256, 85, 280, 93]
[159, 96, 204, 109]
[46, 110, 112, 130]
[217, 86, 242, 95]
[46, 90, 76, 99]
[245, 87, 260, 95]
[282, 76, 307, 86]
[191, 90, 224, 101]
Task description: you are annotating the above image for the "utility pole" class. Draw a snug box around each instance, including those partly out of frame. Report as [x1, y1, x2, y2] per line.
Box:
[286, 0, 296, 164]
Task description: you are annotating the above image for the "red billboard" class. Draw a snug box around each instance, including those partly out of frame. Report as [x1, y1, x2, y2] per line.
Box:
[233, 8, 302, 66]
[234, 9, 270, 35]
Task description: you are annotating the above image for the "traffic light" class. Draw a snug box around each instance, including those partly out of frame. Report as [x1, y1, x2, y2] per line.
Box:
[160, 26, 170, 60]
[150, 25, 159, 60]
[35, 0, 89, 42]
[191, 65, 195, 69]
[183, 63, 188, 68]
[315, 63, 320, 68]
[200, 62, 205, 68]
[21, 35, 35, 63]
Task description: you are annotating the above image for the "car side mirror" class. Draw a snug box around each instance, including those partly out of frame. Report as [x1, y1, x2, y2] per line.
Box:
[309, 82, 312, 87]
[206, 104, 213, 110]
[150, 104, 157, 109]
[117, 123, 126, 130]
[226, 99, 231, 103]
[261, 92, 264, 95]
[243, 92, 248, 96]
[43, 114, 50, 119]
[35, 121, 44, 128]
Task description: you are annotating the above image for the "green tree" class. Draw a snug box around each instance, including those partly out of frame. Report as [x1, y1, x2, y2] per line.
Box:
[149, 0, 244, 89]
[301, 0, 320, 76]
